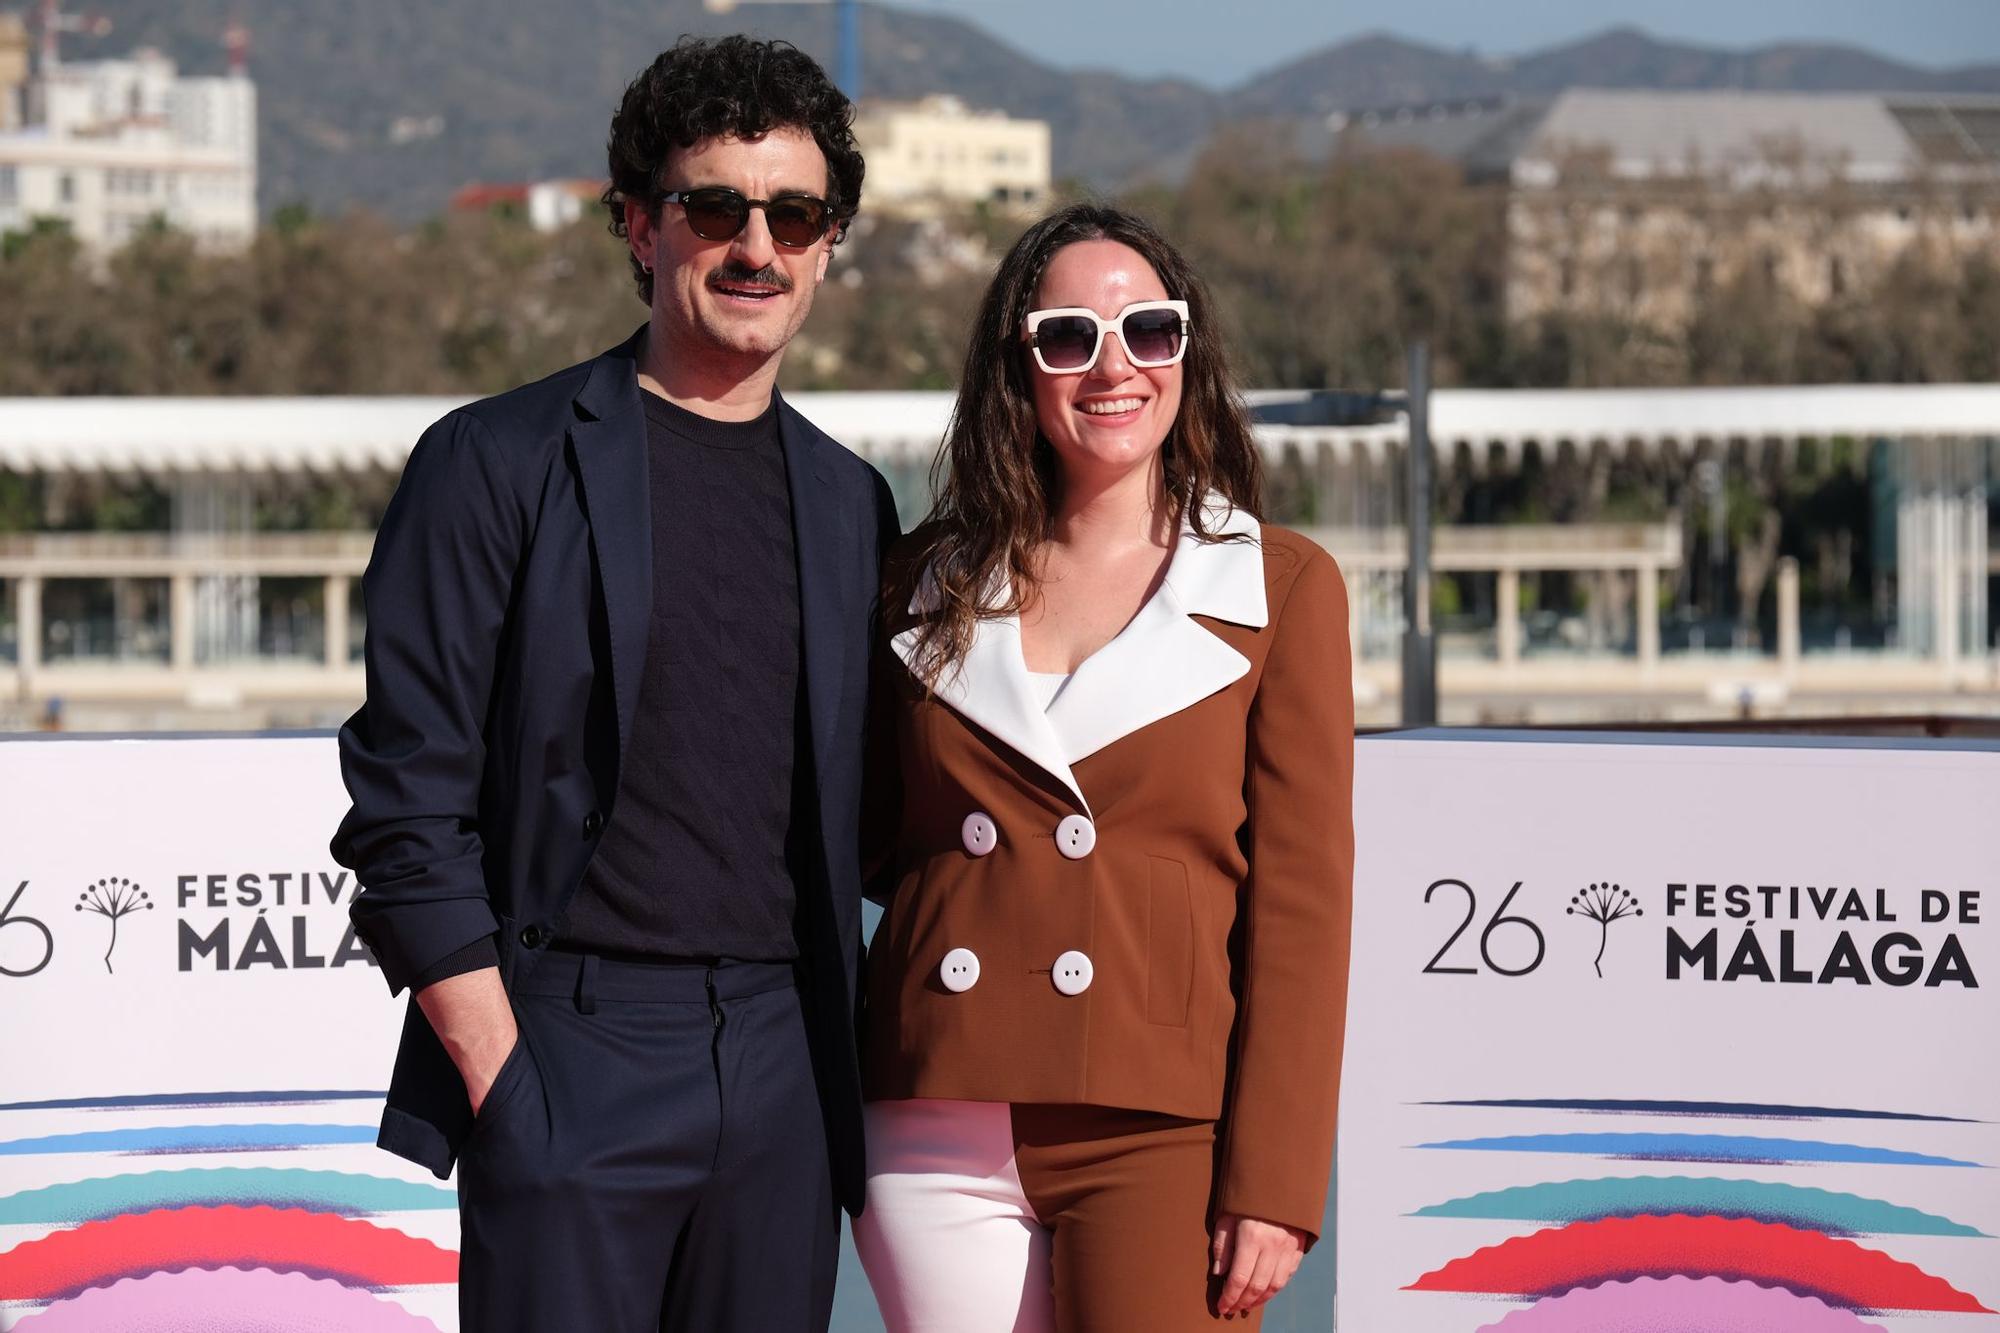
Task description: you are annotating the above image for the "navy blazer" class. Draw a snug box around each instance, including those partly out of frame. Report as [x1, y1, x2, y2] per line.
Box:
[332, 328, 897, 1212]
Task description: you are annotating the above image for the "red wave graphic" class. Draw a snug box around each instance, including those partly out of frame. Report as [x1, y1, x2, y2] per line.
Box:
[1406, 1214, 1991, 1313]
[0, 1205, 458, 1300]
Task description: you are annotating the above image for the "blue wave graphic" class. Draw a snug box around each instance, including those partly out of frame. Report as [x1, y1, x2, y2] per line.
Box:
[1414, 1132, 1982, 1167]
[1418, 1098, 1978, 1123]
[0, 1124, 378, 1156]
[0, 1090, 384, 1113]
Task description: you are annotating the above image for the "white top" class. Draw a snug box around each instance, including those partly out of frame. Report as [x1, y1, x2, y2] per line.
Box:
[1027, 670, 1072, 711]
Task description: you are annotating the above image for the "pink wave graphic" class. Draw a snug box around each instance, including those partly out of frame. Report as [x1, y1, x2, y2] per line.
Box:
[1407, 1213, 1991, 1311]
[12, 1265, 441, 1331]
[0, 1204, 457, 1299]
[1478, 1276, 1891, 1332]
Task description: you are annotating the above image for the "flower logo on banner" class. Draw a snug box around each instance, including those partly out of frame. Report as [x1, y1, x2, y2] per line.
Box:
[1566, 882, 1641, 978]
[74, 878, 153, 974]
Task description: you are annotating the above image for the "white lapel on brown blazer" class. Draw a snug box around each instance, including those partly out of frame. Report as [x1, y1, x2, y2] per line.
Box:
[890, 495, 1267, 811]
[1044, 498, 1266, 764]
[892, 572, 1091, 814]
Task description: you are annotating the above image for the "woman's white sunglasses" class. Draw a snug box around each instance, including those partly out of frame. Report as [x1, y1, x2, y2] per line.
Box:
[1021, 299, 1192, 375]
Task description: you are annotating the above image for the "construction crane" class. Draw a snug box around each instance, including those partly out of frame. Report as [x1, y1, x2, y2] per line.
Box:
[701, 0, 860, 101]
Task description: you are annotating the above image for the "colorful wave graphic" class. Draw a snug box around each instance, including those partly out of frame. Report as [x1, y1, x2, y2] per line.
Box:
[1475, 1275, 1889, 1332]
[0, 1168, 454, 1225]
[1406, 1214, 1993, 1312]
[0, 1204, 458, 1300]
[1419, 1098, 1979, 1123]
[1412, 1175, 1987, 1237]
[1414, 1131, 1981, 1167]
[0, 1122, 377, 1156]
[11, 1266, 442, 1331]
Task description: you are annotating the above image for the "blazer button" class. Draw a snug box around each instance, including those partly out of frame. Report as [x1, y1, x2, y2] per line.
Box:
[583, 810, 605, 839]
[1052, 950, 1094, 996]
[519, 924, 547, 949]
[1055, 814, 1096, 859]
[961, 812, 998, 857]
[939, 947, 981, 993]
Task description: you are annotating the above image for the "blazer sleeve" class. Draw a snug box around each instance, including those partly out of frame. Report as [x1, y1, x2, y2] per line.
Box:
[1216, 544, 1356, 1242]
[331, 409, 525, 996]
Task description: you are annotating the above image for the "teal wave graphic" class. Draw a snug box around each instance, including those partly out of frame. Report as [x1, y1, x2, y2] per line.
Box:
[1411, 1175, 1988, 1237]
[1414, 1132, 1982, 1167]
[0, 1168, 454, 1225]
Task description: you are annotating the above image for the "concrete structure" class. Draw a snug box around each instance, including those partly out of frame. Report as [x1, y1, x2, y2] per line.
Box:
[0, 6, 256, 253]
[852, 96, 1050, 215]
[1, 385, 1994, 729]
[1314, 90, 2000, 330]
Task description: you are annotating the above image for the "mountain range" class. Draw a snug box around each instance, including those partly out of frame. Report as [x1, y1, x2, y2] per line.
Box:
[50, 2, 2000, 221]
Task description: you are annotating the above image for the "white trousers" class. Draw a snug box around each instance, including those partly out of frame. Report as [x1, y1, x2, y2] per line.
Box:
[852, 1099, 1057, 1333]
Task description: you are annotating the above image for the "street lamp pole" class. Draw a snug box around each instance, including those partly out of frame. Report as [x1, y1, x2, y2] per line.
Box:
[1401, 340, 1438, 726]
[1244, 344, 1440, 727]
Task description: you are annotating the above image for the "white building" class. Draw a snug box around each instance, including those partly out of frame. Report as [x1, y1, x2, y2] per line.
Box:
[448, 178, 603, 233]
[0, 14, 256, 253]
[853, 96, 1050, 216]
[1309, 90, 2000, 328]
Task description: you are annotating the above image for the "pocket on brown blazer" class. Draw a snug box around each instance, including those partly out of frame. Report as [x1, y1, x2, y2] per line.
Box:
[1147, 856, 1194, 1027]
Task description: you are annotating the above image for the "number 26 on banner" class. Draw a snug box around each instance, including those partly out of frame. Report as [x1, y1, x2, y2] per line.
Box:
[1422, 878, 1546, 977]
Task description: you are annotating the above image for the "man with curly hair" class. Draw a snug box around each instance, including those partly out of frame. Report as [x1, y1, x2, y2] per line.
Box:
[333, 35, 893, 1332]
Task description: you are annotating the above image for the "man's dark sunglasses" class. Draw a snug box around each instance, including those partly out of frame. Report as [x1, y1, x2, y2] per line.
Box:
[660, 188, 835, 248]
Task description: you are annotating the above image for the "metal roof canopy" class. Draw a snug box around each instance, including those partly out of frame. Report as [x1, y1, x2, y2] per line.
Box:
[1523, 90, 1924, 182]
[1, 384, 1997, 476]
[1247, 385, 2000, 466]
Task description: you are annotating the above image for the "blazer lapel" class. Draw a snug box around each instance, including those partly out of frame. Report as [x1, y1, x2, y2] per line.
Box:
[778, 395, 848, 789]
[570, 329, 652, 767]
[1044, 500, 1266, 763]
[893, 496, 1266, 801]
[1043, 584, 1249, 765]
[892, 608, 1090, 816]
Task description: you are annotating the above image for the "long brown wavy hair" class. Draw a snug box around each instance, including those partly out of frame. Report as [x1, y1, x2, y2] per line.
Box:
[906, 203, 1265, 686]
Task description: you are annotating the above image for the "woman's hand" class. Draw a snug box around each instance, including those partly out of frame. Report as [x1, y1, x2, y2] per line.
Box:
[1209, 1212, 1307, 1318]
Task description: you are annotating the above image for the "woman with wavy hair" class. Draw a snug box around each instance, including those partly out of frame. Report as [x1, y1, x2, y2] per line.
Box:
[854, 202, 1356, 1331]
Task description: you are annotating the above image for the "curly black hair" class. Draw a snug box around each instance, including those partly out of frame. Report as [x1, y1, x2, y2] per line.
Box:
[604, 35, 865, 303]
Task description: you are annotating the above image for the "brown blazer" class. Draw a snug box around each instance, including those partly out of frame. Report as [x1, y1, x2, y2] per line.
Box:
[860, 499, 1355, 1239]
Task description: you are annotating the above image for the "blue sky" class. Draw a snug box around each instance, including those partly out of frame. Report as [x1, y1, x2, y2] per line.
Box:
[894, 0, 2000, 89]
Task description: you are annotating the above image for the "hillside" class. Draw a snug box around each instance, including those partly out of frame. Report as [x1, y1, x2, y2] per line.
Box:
[45, 4, 2000, 220]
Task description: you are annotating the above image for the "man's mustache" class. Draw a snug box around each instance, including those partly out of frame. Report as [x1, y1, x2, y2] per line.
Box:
[709, 261, 794, 293]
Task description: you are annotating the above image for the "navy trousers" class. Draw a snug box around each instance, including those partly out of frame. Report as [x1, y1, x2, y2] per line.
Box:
[456, 953, 840, 1332]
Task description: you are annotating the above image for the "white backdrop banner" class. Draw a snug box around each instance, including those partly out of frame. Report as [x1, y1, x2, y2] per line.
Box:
[0, 737, 453, 1332]
[1337, 735, 1999, 1332]
[2, 733, 1995, 1332]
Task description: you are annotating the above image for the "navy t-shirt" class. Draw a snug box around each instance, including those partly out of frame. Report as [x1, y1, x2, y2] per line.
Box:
[561, 388, 806, 961]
